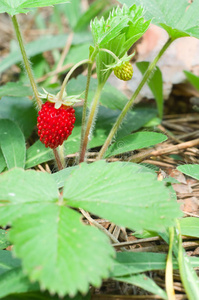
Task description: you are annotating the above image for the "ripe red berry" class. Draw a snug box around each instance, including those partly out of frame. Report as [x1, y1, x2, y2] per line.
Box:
[37, 101, 75, 149]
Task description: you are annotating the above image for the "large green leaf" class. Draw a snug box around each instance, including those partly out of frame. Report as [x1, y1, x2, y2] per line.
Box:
[113, 274, 167, 299]
[0, 119, 26, 169]
[63, 161, 182, 232]
[10, 205, 114, 297]
[105, 132, 167, 158]
[177, 164, 199, 180]
[119, 0, 199, 39]
[0, 168, 58, 225]
[0, 96, 37, 139]
[0, 250, 38, 298]
[137, 61, 163, 118]
[0, 0, 69, 15]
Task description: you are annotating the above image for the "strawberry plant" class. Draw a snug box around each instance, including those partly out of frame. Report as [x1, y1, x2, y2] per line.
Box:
[0, 0, 199, 299]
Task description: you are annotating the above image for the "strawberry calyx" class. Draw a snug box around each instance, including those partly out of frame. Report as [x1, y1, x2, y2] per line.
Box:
[39, 88, 82, 109]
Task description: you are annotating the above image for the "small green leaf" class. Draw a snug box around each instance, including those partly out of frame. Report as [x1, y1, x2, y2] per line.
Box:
[63, 161, 182, 232]
[0, 97, 37, 139]
[0, 0, 69, 15]
[10, 205, 114, 297]
[0, 230, 11, 250]
[0, 250, 38, 298]
[119, 0, 199, 40]
[177, 164, 199, 180]
[105, 132, 167, 158]
[1, 292, 90, 300]
[184, 70, 199, 90]
[0, 119, 26, 169]
[137, 61, 163, 118]
[113, 274, 167, 300]
[180, 217, 199, 238]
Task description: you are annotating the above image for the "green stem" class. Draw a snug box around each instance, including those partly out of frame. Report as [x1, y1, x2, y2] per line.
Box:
[79, 83, 104, 163]
[11, 15, 42, 109]
[165, 227, 175, 300]
[97, 37, 174, 160]
[58, 59, 90, 102]
[79, 62, 93, 161]
[99, 48, 120, 62]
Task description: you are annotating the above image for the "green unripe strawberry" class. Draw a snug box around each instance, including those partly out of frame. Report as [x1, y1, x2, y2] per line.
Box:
[113, 61, 133, 81]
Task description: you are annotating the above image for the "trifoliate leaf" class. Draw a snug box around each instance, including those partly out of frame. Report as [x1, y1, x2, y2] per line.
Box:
[63, 161, 182, 232]
[119, 0, 199, 39]
[10, 205, 114, 297]
[0, 0, 69, 15]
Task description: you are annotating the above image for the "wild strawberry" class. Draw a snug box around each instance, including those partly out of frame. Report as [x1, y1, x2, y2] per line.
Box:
[37, 101, 75, 149]
[113, 61, 133, 81]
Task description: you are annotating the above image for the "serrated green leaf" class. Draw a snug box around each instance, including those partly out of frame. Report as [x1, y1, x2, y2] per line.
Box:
[91, 4, 150, 84]
[137, 61, 163, 118]
[180, 217, 199, 238]
[113, 273, 167, 300]
[0, 0, 69, 15]
[0, 250, 38, 298]
[0, 96, 37, 139]
[119, 0, 199, 39]
[177, 164, 199, 180]
[105, 132, 167, 158]
[63, 161, 182, 232]
[0, 119, 26, 169]
[0, 168, 58, 225]
[0, 230, 11, 250]
[10, 205, 114, 297]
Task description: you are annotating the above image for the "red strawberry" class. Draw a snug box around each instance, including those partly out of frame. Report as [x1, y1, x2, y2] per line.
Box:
[37, 101, 75, 149]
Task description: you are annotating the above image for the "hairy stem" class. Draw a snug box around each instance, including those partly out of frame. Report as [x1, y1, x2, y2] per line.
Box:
[53, 148, 64, 170]
[11, 15, 42, 109]
[79, 83, 104, 163]
[79, 62, 93, 160]
[97, 37, 174, 160]
[58, 59, 90, 102]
